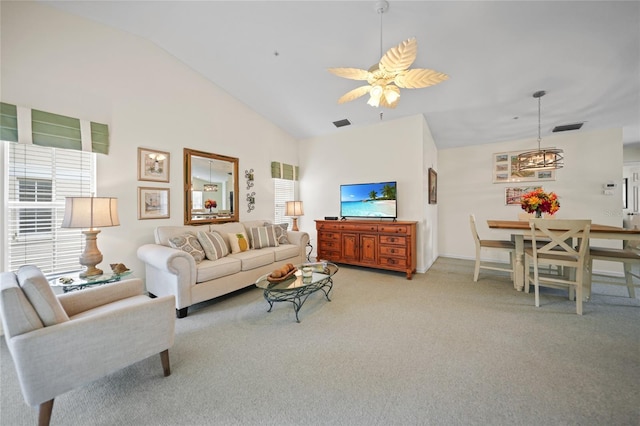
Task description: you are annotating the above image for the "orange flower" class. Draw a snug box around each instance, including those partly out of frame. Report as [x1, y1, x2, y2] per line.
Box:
[521, 189, 560, 215]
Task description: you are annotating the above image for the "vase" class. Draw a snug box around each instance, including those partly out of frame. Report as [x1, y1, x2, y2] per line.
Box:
[535, 210, 542, 218]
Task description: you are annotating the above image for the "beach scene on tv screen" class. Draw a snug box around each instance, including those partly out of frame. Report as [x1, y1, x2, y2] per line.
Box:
[340, 182, 397, 217]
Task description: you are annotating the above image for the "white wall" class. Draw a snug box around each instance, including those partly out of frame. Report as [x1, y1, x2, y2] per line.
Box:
[299, 114, 436, 273]
[438, 127, 624, 268]
[1, 2, 297, 275]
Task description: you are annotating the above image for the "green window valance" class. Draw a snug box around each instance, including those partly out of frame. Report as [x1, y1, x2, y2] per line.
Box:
[32, 109, 82, 151]
[0, 102, 18, 142]
[271, 161, 299, 181]
[0, 102, 110, 154]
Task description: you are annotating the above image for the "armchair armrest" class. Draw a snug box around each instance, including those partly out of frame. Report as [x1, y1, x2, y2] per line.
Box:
[58, 278, 144, 317]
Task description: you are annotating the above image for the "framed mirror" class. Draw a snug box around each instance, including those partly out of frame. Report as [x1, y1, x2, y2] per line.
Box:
[184, 148, 239, 225]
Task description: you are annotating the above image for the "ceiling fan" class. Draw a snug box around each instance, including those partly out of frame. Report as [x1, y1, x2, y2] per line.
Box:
[328, 1, 448, 109]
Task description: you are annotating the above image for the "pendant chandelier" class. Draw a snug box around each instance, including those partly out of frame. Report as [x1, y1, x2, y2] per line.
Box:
[516, 90, 564, 172]
[203, 161, 218, 192]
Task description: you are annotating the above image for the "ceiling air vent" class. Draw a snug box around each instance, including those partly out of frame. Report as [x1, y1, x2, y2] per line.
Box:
[333, 119, 351, 128]
[552, 122, 584, 133]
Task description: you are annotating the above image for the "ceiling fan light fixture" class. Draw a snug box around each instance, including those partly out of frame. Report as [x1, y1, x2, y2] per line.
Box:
[368, 85, 384, 107]
[516, 90, 564, 172]
[328, 1, 448, 109]
[383, 85, 400, 104]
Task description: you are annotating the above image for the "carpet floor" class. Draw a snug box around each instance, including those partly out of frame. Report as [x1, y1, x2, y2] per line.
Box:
[1, 257, 639, 425]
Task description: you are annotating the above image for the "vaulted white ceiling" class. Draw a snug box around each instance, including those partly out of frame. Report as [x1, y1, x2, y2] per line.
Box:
[44, 1, 640, 148]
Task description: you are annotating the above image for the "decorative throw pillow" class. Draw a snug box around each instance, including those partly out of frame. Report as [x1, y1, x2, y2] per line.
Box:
[17, 265, 70, 326]
[228, 232, 250, 254]
[267, 222, 290, 245]
[249, 225, 280, 249]
[197, 231, 229, 261]
[168, 234, 205, 263]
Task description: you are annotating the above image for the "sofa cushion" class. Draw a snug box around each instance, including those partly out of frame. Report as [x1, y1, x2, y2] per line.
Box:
[249, 225, 279, 249]
[17, 265, 70, 326]
[196, 257, 243, 282]
[271, 244, 302, 262]
[0, 272, 44, 337]
[228, 232, 250, 254]
[228, 249, 274, 271]
[197, 231, 229, 260]
[168, 234, 205, 263]
[267, 222, 290, 245]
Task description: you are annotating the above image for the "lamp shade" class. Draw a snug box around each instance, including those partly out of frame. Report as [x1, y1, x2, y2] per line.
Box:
[285, 201, 304, 217]
[61, 197, 120, 229]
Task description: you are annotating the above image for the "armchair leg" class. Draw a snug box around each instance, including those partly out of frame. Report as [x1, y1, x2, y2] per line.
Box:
[176, 307, 188, 318]
[160, 349, 171, 377]
[38, 399, 54, 426]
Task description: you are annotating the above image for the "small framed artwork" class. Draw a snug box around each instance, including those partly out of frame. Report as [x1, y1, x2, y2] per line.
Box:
[138, 187, 170, 220]
[138, 148, 170, 182]
[492, 150, 556, 183]
[505, 186, 541, 206]
[428, 168, 437, 204]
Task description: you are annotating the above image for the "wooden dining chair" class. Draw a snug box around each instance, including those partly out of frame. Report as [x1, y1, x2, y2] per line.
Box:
[524, 219, 591, 315]
[469, 214, 515, 282]
[586, 240, 640, 299]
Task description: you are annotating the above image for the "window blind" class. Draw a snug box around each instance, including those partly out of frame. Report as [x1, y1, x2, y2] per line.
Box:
[274, 178, 295, 227]
[6, 142, 95, 274]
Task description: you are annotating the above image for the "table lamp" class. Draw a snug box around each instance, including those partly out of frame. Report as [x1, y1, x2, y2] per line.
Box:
[61, 197, 120, 278]
[285, 201, 304, 231]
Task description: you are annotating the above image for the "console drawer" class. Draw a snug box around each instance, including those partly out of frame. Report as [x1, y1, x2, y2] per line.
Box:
[379, 225, 408, 234]
[380, 235, 406, 245]
[379, 245, 406, 257]
[319, 240, 340, 250]
[319, 231, 340, 241]
[379, 256, 407, 268]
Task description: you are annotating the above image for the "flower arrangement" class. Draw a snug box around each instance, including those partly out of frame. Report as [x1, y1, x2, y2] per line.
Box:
[204, 199, 217, 210]
[521, 188, 560, 217]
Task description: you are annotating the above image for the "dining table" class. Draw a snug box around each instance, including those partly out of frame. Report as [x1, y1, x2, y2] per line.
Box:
[487, 219, 640, 291]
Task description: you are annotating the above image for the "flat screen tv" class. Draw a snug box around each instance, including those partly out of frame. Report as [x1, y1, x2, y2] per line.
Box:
[340, 181, 397, 219]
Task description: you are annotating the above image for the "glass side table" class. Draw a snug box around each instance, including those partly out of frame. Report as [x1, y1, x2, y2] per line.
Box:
[49, 271, 133, 293]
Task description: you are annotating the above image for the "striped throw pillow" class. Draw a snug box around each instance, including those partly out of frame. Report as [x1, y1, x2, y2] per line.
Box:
[249, 225, 279, 249]
[197, 231, 229, 261]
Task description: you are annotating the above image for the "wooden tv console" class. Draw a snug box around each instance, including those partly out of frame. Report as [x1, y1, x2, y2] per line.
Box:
[315, 220, 417, 279]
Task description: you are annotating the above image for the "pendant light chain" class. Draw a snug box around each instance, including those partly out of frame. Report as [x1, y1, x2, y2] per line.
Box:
[379, 5, 383, 58]
[537, 93, 542, 147]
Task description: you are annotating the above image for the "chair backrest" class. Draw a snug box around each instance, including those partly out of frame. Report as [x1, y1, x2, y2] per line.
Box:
[469, 214, 481, 247]
[528, 219, 591, 260]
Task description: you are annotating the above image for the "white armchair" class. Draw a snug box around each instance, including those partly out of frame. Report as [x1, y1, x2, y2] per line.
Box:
[0, 266, 175, 426]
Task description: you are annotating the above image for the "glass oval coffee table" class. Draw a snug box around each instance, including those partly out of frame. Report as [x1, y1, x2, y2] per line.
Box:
[255, 262, 338, 322]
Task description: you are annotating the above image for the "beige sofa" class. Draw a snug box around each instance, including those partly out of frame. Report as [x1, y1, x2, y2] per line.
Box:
[137, 220, 309, 318]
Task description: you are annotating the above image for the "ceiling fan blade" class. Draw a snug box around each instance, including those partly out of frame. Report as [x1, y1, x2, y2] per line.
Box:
[379, 38, 418, 74]
[337, 85, 372, 104]
[394, 68, 449, 89]
[328, 68, 370, 81]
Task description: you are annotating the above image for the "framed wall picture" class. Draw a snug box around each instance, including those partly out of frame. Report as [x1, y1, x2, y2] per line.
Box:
[138, 187, 170, 219]
[428, 168, 437, 204]
[492, 150, 556, 183]
[505, 186, 541, 206]
[138, 148, 170, 182]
